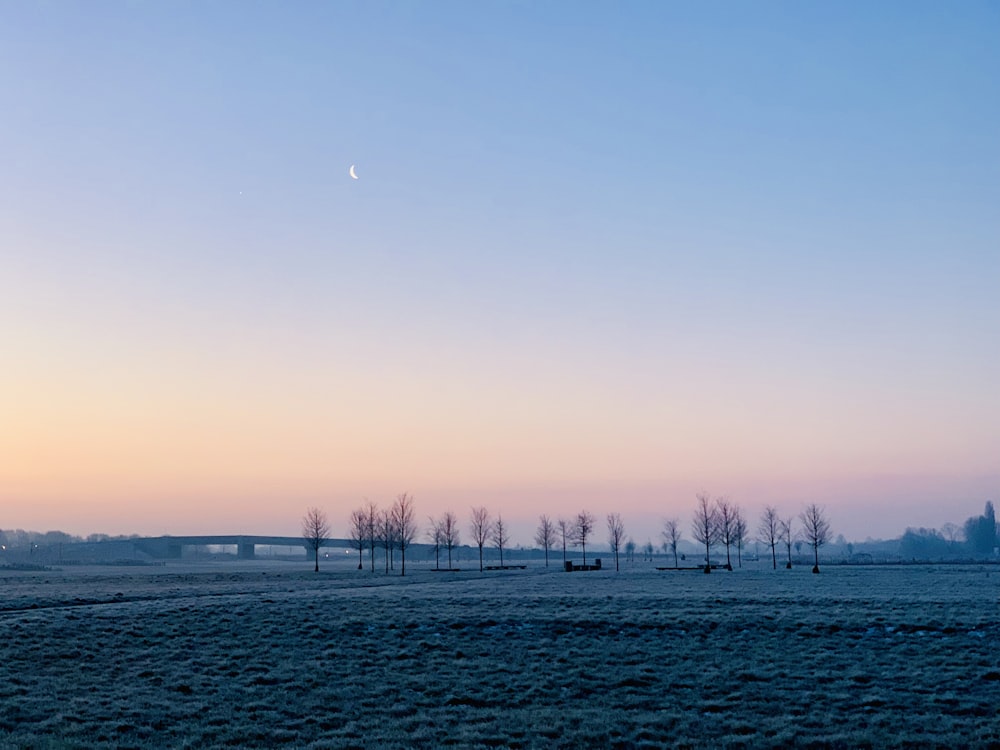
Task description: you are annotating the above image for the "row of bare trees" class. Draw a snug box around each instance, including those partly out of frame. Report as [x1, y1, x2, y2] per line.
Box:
[313, 494, 831, 576]
[687, 493, 749, 572]
[758, 504, 831, 572]
[532, 511, 629, 571]
[343, 504, 627, 574]
[656, 495, 832, 574]
[342, 493, 418, 575]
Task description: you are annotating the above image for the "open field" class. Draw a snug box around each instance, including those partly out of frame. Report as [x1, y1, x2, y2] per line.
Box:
[2, 561, 1000, 748]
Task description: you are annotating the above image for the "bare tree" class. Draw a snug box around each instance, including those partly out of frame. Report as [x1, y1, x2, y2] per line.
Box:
[557, 518, 571, 563]
[349, 507, 367, 570]
[302, 507, 330, 573]
[427, 516, 443, 570]
[607, 513, 626, 571]
[470, 506, 491, 572]
[691, 492, 720, 573]
[534, 515, 556, 568]
[440, 510, 460, 570]
[662, 518, 682, 568]
[575, 510, 596, 566]
[716, 497, 737, 570]
[800, 504, 831, 573]
[364, 500, 379, 572]
[759, 506, 780, 570]
[779, 516, 794, 569]
[733, 507, 747, 568]
[492, 514, 509, 567]
[625, 538, 636, 565]
[379, 508, 396, 573]
[392, 492, 417, 576]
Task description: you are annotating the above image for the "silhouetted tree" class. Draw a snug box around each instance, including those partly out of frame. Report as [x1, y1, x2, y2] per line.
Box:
[440, 510, 460, 570]
[557, 518, 571, 563]
[964, 501, 998, 557]
[470, 506, 491, 572]
[733, 507, 747, 568]
[607, 513, 625, 571]
[779, 516, 794, 569]
[427, 516, 443, 570]
[625, 537, 636, 565]
[534, 515, 556, 568]
[662, 518, 682, 568]
[393, 493, 417, 576]
[800, 504, 831, 573]
[349, 507, 367, 569]
[379, 508, 396, 573]
[302, 507, 330, 573]
[575, 510, 596, 566]
[492, 514, 509, 567]
[364, 500, 379, 572]
[691, 492, 720, 573]
[716, 497, 736, 570]
[759, 506, 780, 570]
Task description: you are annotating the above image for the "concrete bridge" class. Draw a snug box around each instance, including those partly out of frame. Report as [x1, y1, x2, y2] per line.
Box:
[130, 535, 353, 560]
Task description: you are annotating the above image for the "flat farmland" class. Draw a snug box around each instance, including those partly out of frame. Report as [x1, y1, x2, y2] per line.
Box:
[2, 562, 999, 748]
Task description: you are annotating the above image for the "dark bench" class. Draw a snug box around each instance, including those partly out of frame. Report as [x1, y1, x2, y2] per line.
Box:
[564, 559, 602, 572]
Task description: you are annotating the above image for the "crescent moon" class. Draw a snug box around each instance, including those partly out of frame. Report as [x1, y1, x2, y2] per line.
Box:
[349, 165, 358, 180]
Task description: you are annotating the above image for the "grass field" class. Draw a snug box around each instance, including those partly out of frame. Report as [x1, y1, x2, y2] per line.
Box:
[2, 560, 999, 748]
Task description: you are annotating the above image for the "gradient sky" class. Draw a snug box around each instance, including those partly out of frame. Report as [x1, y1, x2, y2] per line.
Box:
[2, 1, 998, 545]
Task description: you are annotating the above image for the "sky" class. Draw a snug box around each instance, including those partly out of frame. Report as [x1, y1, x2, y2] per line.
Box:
[2, 1, 998, 545]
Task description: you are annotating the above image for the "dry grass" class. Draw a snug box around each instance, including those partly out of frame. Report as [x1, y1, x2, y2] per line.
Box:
[2, 562, 999, 748]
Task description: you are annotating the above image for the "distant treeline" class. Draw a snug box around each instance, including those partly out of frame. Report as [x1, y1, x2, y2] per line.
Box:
[0, 529, 140, 550]
[897, 501, 998, 560]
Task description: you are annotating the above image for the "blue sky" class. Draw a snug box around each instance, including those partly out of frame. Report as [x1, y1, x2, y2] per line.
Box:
[1, 1, 998, 541]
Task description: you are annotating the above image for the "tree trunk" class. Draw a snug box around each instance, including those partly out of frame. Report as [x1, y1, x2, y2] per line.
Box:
[314, 547, 319, 573]
[478, 545, 483, 572]
[704, 541, 711, 573]
[812, 543, 820, 574]
[771, 544, 777, 570]
[582, 542, 587, 567]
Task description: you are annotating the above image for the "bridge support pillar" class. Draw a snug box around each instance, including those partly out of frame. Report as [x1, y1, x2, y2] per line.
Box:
[237, 542, 256, 560]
